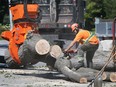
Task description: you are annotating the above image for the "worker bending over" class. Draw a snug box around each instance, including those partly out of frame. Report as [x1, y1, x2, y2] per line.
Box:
[65, 23, 99, 68]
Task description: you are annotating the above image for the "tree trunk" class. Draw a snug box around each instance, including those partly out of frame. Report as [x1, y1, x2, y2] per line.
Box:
[54, 58, 87, 83]
[18, 33, 51, 66]
[50, 45, 64, 58]
[75, 67, 107, 81]
[70, 56, 84, 70]
[68, 50, 115, 71]
[91, 50, 115, 71]
[18, 32, 63, 67]
[110, 72, 116, 82]
[92, 58, 115, 71]
[104, 72, 116, 82]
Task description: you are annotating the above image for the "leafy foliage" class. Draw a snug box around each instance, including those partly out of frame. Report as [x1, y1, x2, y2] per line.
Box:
[0, 24, 10, 39]
[84, 0, 116, 30]
[85, 0, 105, 18]
[0, 0, 9, 24]
[103, 0, 116, 18]
[85, 1, 101, 30]
[0, 24, 10, 30]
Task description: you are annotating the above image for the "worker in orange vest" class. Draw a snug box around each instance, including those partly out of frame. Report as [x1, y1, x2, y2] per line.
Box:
[65, 23, 99, 68]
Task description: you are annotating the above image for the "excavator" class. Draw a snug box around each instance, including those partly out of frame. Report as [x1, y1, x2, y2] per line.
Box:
[0, 0, 42, 68]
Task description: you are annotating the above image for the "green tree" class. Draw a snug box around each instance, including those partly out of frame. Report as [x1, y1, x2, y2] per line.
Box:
[0, 0, 9, 24]
[85, 0, 105, 18]
[84, 0, 105, 30]
[103, 0, 116, 19]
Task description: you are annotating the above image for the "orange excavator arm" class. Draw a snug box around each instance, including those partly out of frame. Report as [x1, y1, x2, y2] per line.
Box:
[1, 1, 40, 64]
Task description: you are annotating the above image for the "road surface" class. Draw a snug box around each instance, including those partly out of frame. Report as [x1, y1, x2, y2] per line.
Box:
[0, 62, 115, 87]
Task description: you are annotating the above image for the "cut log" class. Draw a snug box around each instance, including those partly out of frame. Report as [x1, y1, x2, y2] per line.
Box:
[35, 39, 50, 55]
[75, 67, 107, 81]
[59, 66, 87, 83]
[110, 72, 116, 82]
[18, 32, 63, 68]
[18, 32, 64, 68]
[70, 57, 84, 70]
[68, 50, 115, 71]
[18, 41, 40, 66]
[102, 72, 107, 81]
[18, 33, 51, 66]
[54, 58, 87, 83]
[91, 50, 115, 71]
[25, 33, 50, 55]
[92, 59, 115, 71]
[50, 45, 64, 59]
[53, 49, 115, 83]
[80, 77, 87, 84]
[35, 44, 63, 69]
[75, 68, 116, 82]
[105, 72, 116, 82]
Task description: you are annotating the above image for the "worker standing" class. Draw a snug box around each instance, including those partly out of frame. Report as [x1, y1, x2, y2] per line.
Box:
[64, 23, 99, 68]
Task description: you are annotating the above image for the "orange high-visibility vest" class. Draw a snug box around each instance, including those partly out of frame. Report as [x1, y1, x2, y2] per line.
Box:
[74, 29, 99, 44]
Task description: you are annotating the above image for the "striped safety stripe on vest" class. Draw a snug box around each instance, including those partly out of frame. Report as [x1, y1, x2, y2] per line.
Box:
[84, 32, 94, 44]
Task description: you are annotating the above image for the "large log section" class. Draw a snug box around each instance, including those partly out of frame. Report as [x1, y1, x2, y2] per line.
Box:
[18, 32, 63, 67]
[54, 58, 88, 83]
[54, 58, 109, 83]
[69, 50, 115, 71]
[54, 50, 116, 83]
[55, 58, 116, 83]
[91, 51, 115, 71]
[104, 72, 116, 82]
[18, 33, 50, 66]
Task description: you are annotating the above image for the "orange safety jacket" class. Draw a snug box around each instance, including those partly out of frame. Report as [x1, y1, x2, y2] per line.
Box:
[73, 29, 99, 44]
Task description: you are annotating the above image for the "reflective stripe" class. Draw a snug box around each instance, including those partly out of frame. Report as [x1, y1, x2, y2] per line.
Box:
[84, 32, 94, 44]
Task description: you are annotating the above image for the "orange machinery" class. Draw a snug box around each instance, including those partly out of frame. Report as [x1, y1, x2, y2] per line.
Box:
[1, 1, 40, 64]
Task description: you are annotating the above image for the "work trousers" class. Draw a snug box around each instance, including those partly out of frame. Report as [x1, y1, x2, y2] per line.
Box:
[79, 42, 99, 68]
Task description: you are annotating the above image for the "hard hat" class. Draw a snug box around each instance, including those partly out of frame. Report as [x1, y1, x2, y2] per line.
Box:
[71, 23, 79, 31]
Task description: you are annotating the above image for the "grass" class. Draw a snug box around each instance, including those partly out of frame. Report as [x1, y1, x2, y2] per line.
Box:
[0, 24, 10, 40]
[0, 38, 3, 40]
